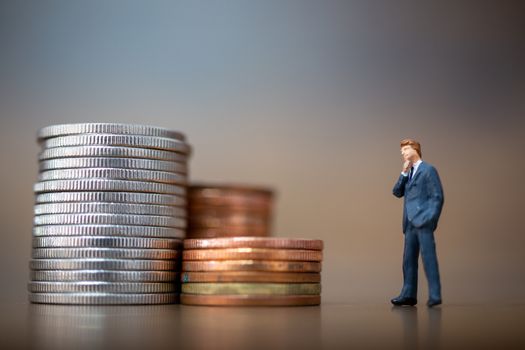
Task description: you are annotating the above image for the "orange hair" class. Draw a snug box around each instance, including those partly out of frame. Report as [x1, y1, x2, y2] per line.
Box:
[400, 139, 422, 158]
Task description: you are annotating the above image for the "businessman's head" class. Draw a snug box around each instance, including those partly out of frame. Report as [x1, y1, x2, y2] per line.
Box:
[400, 139, 422, 162]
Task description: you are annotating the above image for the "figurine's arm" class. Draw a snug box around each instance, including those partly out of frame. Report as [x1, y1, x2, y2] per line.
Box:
[392, 173, 408, 198]
[425, 166, 444, 222]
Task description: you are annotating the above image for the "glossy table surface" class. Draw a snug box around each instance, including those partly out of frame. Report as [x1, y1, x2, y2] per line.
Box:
[2, 301, 525, 349]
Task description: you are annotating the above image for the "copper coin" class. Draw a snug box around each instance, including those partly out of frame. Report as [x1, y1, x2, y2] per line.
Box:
[188, 222, 271, 229]
[190, 184, 274, 197]
[188, 206, 271, 215]
[180, 294, 320, 306]
[189, 185, 273, 208]
[189, 214, 268, 228]
[182, 260, 321, 272]
[189, 198, 272, 208]
[181, 271, 321, 283]
[187, 227, 269, 238]
[184, 237, 323, 250]
[183, 248, 322, 261]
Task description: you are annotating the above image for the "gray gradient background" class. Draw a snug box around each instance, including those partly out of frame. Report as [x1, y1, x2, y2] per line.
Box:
[1, 0, 524, 304]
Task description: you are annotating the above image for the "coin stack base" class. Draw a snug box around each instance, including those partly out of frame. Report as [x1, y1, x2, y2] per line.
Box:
[29, 123, 191, 305]
[181, 237, 324, 306]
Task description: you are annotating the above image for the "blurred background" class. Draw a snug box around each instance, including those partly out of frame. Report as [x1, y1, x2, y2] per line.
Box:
[1, 0, 524, 304]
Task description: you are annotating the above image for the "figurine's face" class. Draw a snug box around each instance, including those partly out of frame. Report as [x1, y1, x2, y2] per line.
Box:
[401, 145, 419, 162]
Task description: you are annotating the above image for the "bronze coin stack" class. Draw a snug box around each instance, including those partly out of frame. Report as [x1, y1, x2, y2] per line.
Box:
[187, 185, 274, 238]
[180, 237, 323, 306]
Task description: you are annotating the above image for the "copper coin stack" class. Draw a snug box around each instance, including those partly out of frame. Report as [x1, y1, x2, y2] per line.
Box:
[29, 123, 191, 305]
[180, 237, 323, 306]
[187, 185, 274, 238]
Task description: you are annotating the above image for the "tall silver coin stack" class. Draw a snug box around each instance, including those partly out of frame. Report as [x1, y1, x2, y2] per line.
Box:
[29, 123, 191, 305]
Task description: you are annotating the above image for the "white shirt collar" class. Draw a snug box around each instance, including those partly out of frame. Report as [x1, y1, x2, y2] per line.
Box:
[412, 159, 423, 173]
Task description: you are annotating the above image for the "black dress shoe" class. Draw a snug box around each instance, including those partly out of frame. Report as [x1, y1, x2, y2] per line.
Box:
[427, 299, 442, 307]
[391, 296, 417, 306]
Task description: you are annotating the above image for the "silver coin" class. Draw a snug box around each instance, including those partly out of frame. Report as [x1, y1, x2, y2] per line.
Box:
[39, 157, 187, 173]
[38, 146, 188, 162]
[33, 236, 181, 249]
[32, 225, 185, 238]
[32, 248, 179, 260]
[37, 123, 186, 141]
[34, 203, 186, 217]
[42, 134, 191, 154]
[34, 179, 186, 195]
[35, 192, 186, 206]
[30, 270, 178, 282]
[28, 292, 178, 304]
[38, 168, 187, 185]
[33, 214, 186, 228]
[30, 259, 176, 271]
[28, 281, 178, 293]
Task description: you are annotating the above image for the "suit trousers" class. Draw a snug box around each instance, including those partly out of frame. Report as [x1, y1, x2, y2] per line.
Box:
[401, 223, 441, 300]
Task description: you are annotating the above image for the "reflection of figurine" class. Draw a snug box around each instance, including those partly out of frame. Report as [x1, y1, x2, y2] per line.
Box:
[391, 139, 444, 307]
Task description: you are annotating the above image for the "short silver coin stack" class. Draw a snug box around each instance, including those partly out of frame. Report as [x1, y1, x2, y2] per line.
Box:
[29, 123, 191, 305]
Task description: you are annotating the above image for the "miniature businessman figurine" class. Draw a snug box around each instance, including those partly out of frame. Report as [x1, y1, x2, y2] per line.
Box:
[391, 139, 444, 307]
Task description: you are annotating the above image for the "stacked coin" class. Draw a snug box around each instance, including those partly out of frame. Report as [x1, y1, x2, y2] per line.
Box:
[188, 185, 274, 238]
[29, 123, 191, 305]
[180, 237, 323, 306]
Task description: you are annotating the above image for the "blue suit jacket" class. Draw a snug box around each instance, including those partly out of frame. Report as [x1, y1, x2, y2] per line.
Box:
[393, 161, 444, 233]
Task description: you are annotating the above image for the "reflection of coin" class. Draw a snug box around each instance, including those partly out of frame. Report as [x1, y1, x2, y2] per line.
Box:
[37, 123, 186, 141]
[30, 270, 178, 282]
[181, 271, 321, 283]
[39, 146, 187, 162]
[33, 214, 186, 228]
[182, 260, 322, 273]
[29, 293, 178, 305]
[187, 226, 268, 238]
[33, 225, 184, 238]
[33, 236, 181, 249]
[28, 281, 177, 293]
[183, 248, 322, 261]
[35, 192, 186, 206]
[32, 248, 179, 260]
[182, 283, 321, 295]
[43, 134, 191, 154]
[180, 294, 320, 306]
[30, 259, 176, 271]
[38, 168, 187, 185]
[39, 157, 187, 173]
[34, 179, 186, 195]
[34, 203, 185, 217]
[184, 237, 323, 250]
